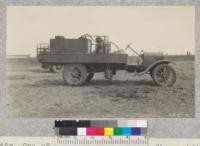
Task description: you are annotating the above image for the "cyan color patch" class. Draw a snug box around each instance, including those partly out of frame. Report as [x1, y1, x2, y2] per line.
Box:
[122, 128, 132, 135]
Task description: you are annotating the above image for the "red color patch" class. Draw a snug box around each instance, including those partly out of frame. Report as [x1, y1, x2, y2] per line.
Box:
[95, 128, 104, 135]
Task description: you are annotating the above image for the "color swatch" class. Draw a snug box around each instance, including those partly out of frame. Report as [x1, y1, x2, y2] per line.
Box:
[55, 120, 147, 136]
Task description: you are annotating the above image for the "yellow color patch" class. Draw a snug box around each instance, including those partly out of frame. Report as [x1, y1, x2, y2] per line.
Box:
[104, 128, 114, 136]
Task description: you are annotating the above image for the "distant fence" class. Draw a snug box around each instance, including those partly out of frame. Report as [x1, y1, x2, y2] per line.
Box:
[164, 55, 194, 61]
[6, 54, 30, 59]
[6, 55, 38, 65]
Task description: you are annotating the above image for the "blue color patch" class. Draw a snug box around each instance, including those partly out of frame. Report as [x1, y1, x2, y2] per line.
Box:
[132, 128, 141, 135]
[122, 128, 132, 135]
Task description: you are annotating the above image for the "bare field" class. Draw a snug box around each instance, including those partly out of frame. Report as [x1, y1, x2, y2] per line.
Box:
[6, 59, 194, 118]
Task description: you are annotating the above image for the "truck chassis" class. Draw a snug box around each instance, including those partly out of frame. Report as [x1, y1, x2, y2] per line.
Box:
[37, 35, 176, 86]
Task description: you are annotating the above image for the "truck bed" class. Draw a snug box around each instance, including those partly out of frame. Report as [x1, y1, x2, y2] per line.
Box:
[38, 53, 128, 64]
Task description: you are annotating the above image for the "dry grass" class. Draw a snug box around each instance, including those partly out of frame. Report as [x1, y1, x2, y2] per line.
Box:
[6, 59, 194, 118]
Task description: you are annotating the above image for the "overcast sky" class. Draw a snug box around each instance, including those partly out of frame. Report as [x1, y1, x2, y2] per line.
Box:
[7, 6, 195, 57]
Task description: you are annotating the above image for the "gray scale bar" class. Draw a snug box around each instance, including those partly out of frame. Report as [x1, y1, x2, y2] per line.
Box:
[90, 120, 118, 127]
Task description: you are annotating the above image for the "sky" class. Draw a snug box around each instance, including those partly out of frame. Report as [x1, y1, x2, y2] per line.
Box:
[7, 6, 195, 57]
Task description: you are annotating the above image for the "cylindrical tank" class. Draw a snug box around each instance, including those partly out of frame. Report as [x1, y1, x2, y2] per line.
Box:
[143, 52, 164, 60]
[142, 52, 164, 65]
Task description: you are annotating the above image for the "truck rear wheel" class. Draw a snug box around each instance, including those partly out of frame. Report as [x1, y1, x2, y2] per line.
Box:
[50, 65, 64, 73]
[152, 64, 176, 87]
[63, 64, 87, 86]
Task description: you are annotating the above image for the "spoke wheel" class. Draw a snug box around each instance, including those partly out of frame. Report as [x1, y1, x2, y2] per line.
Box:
[63, 64, 87, 86]
[50, 65, 64, 73]
[86, 73, 94, 82]
[152, 64, 176, 87]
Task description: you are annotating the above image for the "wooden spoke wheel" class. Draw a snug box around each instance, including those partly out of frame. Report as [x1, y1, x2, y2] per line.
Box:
[152, 64, 176, 87]
[50, 65, 64, 73]
[63, 64, 87, 86]
[86, 73, 94, 82]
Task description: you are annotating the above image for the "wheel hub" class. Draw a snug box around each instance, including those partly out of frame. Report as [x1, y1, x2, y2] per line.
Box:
[56, 65, 62, 70]
[70, 68, 81, 79]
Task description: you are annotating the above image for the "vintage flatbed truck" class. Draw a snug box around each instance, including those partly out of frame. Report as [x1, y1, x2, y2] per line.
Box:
[37, 34, 176, 86]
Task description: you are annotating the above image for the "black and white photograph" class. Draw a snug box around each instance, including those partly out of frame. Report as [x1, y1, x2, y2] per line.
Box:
[6, 6, 195, 118]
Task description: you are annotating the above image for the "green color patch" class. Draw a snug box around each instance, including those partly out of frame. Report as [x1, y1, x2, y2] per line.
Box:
[114, 128, 122, 135]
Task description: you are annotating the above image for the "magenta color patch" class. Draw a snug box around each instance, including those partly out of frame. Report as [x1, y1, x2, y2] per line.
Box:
[86, 128, 95, 135]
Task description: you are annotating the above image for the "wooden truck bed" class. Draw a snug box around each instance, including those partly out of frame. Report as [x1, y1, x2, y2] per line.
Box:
[38, 53, 128, 64]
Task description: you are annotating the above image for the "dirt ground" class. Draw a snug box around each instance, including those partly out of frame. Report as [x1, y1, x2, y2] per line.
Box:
[6, 59, 194, 118]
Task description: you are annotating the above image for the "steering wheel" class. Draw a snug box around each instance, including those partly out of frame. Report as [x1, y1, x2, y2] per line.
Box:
[125, 42, 132, 50]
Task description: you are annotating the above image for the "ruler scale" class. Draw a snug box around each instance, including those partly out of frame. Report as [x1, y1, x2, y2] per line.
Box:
[55, 136, 148, 145]
[54, 120, 148, 146]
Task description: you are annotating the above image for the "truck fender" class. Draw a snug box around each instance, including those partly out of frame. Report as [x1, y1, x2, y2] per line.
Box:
[138, 60, 176, 75]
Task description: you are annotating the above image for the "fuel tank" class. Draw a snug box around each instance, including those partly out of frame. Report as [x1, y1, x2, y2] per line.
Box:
[142, 52, 164, 66]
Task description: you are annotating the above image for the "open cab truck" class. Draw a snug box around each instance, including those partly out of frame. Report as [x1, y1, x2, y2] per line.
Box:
[37, 34, 176, 86]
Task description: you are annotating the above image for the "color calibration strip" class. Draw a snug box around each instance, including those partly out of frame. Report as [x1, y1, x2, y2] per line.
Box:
[56, 127, 147, 136]
[55, 120, 147, 128]
[55, 120, 147, 136]
[54, 120, 148, 145]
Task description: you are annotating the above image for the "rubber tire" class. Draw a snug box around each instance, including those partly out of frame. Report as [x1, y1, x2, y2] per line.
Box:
[152, 64, 176, 87]
[50, 65, 64, 73]
[63, 64, 87, 86]
[86, 73, 94, 82]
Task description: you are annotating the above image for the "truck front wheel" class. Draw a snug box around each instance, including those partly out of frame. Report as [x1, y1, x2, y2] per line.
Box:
[63, 64, 87, 86]
[152, 64, 176, 87]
